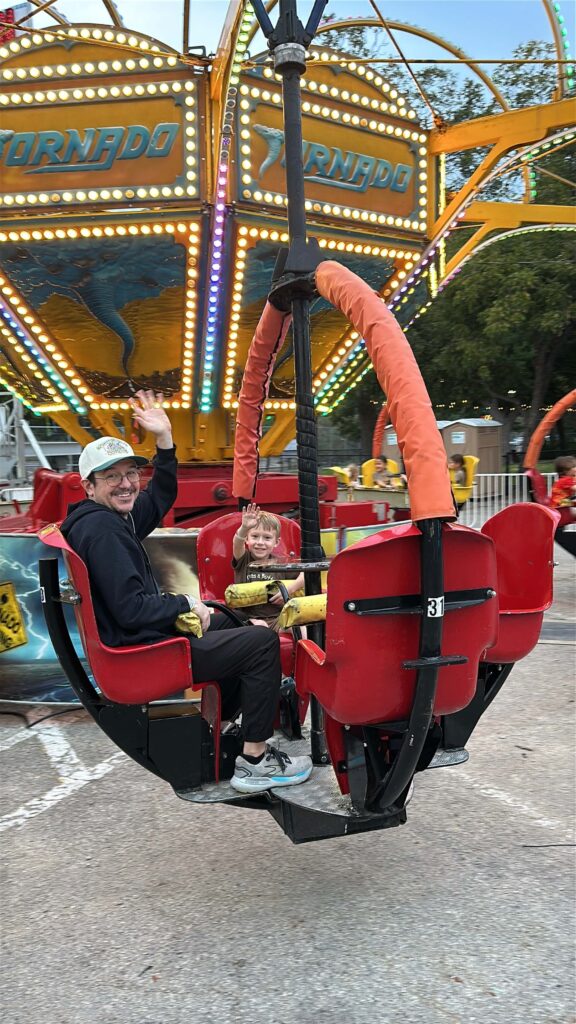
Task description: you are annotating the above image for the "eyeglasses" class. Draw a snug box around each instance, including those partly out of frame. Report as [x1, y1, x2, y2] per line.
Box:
[94, 468, 142, 487]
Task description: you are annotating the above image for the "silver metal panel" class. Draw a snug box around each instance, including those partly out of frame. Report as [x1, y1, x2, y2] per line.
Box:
[177, 730, 470, 810]
[177, 727, 356, 817]
[428, 747, 470, 768]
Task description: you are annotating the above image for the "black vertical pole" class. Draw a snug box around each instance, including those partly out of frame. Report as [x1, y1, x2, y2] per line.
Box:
[252, 0, 329, 763]
[281, 66, 323, 569]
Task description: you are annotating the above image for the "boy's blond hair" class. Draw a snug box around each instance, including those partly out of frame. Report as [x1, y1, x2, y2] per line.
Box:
[555, 455, 576, 475]
[253, 511, 280, 536]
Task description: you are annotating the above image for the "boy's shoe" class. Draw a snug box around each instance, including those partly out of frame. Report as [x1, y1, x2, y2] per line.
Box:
[230, 744, 313, 793]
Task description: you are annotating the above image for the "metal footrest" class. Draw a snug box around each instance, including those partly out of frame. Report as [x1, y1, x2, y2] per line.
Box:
[427, 747, 469, 769]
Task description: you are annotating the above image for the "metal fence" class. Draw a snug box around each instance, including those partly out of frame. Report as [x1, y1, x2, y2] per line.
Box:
[458, 473, 556, 528]
[261, 451, 366, 474]
[263, 463, 557, 529]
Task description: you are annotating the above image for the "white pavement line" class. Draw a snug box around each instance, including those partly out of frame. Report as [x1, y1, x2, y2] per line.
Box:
[454, 768, 575, 841]
[0, 750, 127, 834]
[36, 723, 85, 779]
[0, 723, 85, 776]
[0, 727, 35, 753]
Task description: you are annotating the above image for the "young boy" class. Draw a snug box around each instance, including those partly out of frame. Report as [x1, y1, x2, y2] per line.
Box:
[448, 454, 466, 486]
[232, 504, 305, 629]
[345, 463, 361, 487]
[373, 456, 398, 489]
[550, 456, 576, 517]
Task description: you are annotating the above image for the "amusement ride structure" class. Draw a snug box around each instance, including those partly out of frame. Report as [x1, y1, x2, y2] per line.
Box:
[0, 1, 574, 841]
[0, 0, 573, 478]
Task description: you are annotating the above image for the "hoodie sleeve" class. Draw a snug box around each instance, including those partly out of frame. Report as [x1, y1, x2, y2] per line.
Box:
[132, 446, 179, 539]
[83, 529, 190, 634]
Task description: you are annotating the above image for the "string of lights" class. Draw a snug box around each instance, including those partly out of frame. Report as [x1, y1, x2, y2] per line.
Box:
[0, 222, 200, 413]
[197, 1, 254, 415]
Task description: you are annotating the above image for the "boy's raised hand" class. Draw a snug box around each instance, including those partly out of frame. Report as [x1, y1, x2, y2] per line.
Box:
[241, 502, 260, 532]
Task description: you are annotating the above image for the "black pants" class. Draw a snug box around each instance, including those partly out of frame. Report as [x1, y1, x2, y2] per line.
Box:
[188, 615, 281, 742]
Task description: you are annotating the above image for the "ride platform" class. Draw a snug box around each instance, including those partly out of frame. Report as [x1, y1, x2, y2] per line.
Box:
[176, 725, 469, 844]
[176, 727, 408, 844]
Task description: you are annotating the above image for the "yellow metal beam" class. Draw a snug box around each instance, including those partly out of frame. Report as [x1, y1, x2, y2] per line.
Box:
[464, 200, 575, 228]
[443, 201, 574, 278]
[211, 0, 245, 102]
[429, 96, 575, 155]
[428, 98, 576, 238]
[18, 0, 68, 27]
[259, 412, 297, 458]
[48, 412, 103, 450]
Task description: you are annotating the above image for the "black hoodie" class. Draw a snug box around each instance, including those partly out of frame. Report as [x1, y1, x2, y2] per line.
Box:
[62, 446, 190, 647]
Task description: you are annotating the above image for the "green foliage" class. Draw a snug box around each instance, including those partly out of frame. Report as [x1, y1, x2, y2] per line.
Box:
[529, 140, 576, 206]
[409, 229, 576, 436]
[330, 228, 575, 444]
[329, 373, 383, 450]
[320, 12, 386, 60]
[492, 41, 557, 108]
[317, 24, 573, 442]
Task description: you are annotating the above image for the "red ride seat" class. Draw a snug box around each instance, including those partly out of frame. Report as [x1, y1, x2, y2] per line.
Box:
[39, 526, 224, 776]
[525, 469, 574, 528]
[295, 521, 499, 726]
[197, 512, 302, 677]
[480, 503, 559, 663]
[524, 468, 551, 506]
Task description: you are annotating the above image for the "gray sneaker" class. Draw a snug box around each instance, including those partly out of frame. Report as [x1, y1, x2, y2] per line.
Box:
[231, 745, 313, 793]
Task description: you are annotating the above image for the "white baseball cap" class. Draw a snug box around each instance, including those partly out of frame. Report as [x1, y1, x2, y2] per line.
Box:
[78, 436, 148, 480]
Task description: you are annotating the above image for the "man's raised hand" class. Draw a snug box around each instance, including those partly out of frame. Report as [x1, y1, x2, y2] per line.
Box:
[129, 390, 173, 449]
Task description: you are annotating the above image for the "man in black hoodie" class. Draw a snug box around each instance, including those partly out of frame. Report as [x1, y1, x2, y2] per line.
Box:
[62, 390, 312, 794]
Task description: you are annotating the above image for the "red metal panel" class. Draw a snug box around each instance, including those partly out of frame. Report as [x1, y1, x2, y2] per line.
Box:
[0, 8, 15, 44]
[319, 501, 390, 529]
[296, 522, 499, 724]
[0, 468, 336, 532]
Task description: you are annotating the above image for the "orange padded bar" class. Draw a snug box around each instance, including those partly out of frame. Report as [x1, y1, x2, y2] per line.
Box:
[316, 261, 454, 522]
[372, 401, 390, 458]
[232, 302, 292, 500]
[524, 388, 576, 469]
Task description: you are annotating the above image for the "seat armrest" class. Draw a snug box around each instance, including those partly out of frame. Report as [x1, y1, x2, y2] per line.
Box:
[295, 638, 327, 699]
[296, 638, 326, 666]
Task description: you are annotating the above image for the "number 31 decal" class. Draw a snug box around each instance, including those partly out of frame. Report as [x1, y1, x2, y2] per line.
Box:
[427, 596, 445, 618]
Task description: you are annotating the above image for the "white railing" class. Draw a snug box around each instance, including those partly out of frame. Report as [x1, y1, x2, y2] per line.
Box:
[458, 472, 556, 528]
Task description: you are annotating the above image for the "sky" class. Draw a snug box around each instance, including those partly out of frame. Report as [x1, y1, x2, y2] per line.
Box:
[23, 0, 576, 63]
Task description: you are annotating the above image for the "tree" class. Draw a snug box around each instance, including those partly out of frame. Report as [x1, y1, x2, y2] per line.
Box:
[528, 136, 576, 207]
[408, 229, 576, 447]
[320, 29, 574, 453]
[491, 41, 558, 109]
[329, 373, 383, 453]
[330, 227, 576, 456]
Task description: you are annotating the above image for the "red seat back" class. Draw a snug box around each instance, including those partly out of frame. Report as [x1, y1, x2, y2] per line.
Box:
[480, 503, 558, 662]
[197, 512, 301, 601]
[525, 470, 573, 528]
[296, 522, 498, 725]
[197, 512, 302, 677]
[524, 469, 551, 506]
[39, 526, 193, 704]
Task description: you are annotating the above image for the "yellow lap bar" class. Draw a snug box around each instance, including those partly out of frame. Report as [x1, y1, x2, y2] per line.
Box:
[225, 580, 304, 607]
[277, 594, 327, 628]
[174, 611, 203, 638]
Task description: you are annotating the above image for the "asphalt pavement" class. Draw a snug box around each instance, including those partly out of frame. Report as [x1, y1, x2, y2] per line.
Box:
[1, 546, 574, 1024]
